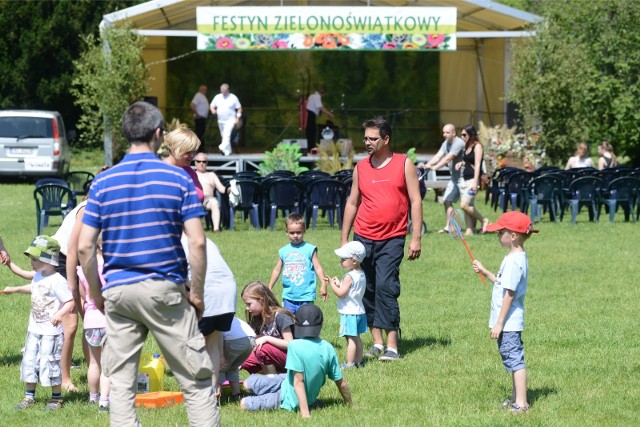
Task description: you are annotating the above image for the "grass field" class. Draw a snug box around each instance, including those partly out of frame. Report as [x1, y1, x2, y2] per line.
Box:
[0, 174, 638, 426]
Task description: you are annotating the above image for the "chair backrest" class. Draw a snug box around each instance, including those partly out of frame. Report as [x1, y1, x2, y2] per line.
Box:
[506, 171, 536, 193]
[266, 170, 296, 178]
[305, 178, 343, 208]
[605, 177, 640, 201]
[35, 177, 69, 189]
[333, 169, 354, 180]
[34, 184, 73, 213]
[535, 165, 561, 175]
[568, 176, 603, 201]
[67, 171, 95, 196]
[263, 178, 304, 208]
[233, 171, 261, 180]
[528, 175, 563, 200]
[234, 180, 262, 209]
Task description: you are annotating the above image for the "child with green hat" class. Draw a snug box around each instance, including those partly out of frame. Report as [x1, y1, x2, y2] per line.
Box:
[3, 235, 74, 411]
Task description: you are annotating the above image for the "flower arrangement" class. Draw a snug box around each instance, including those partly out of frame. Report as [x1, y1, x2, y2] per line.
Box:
[260, 143, 309, 176]
[478, 121, 545, 174]
[316, 139, 353, 174]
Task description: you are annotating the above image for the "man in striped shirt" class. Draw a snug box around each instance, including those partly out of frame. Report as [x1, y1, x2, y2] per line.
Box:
[78, 102, 218, 427]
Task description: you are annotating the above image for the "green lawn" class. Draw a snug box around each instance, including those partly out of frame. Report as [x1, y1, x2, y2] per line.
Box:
[0, 177, 638, 426]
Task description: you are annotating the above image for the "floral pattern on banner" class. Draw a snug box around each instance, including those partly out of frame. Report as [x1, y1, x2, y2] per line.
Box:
[478, 121, 546, 174]
[203, 33, 451, 50]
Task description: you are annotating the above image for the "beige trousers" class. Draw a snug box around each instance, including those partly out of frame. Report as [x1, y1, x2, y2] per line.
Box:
[102, 279, 219, 427]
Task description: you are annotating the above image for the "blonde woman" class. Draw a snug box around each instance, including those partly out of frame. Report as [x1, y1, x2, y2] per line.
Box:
[597, 141, 618, 170]
[565, 143, 595, 170]
[163, 127, 204, 202]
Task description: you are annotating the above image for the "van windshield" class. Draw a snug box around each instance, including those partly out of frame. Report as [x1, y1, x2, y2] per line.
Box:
[0, 117, 52, 138]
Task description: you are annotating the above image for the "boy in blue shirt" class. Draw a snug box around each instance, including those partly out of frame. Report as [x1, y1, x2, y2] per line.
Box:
[473, 211, 537, 414]
[269, 213, 328, 314]
[240, 304, 353, 418]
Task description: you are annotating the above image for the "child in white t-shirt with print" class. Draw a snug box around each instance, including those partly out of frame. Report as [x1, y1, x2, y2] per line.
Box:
[3, 235, 74, 411]
[329, 241, 367, 368]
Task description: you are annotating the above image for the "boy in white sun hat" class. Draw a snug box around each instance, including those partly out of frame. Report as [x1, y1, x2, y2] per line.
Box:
[3, 235, 74, 411]
[329, 241, 367, 368]
[473, 211, 538, 415]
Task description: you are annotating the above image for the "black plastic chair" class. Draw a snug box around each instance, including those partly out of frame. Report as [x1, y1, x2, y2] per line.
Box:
[228, 179, 262, 230]
[262, 178, 304, 230]
[333, 169, 353, 181]
[488, 167, 520, 210]
[599, 177, 639, 223]
[560, 176, 603, 223]
[34, 184, 74, 234]
[526, 174, 563, 223]
[535, 165, 561, 175]
[67, 171, 95, 198]
[500, 171, 536, 212]
[304, 178, 343, 229]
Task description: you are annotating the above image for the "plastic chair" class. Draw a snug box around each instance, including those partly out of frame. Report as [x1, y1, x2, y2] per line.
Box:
[34, 184, 74, 234]
[228, 179, 262, 230]
[500, 171, 536, 212]
[599, 177, 639, 223]
[304, 178, 343, 229]
[67, 171, 95, 198]
[262, 178, 304, 230]
[526, 174, 563, 223]
[34, 178, 75, 226]
[560, 176, 602, 223]
[488, 167, 519, 210]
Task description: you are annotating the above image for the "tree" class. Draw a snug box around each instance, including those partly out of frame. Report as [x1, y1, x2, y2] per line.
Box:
[71, 23, 150, 165]
[0, 1, 143, 138]
[510, 0, 640, 164]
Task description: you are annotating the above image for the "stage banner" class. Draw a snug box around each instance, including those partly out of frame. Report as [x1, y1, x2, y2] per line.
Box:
[197, 6, 456, 51]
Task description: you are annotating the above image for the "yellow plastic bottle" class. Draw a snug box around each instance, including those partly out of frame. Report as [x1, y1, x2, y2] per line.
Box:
[137, 353, 165, 393]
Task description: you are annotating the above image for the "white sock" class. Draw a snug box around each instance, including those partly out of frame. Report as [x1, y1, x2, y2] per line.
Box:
[385, 347, 398, 354]
[373, 344, 384, 350]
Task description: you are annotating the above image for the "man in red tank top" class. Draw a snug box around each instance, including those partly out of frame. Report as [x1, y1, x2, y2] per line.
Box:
[340, 117, 422, 362]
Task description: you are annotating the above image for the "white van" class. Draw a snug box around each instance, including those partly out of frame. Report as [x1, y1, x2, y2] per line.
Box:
[0, 110, 71, 178]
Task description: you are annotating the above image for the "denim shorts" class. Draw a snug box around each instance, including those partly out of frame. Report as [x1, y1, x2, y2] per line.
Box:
[497, 331, 525, 372]
[339, 314, 367, 337]
[283, 299, 310, 315]
[21, 332, 64, 386]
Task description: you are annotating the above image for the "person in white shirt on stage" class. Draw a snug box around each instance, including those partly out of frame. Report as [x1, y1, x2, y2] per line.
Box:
[210, 83, 242, 156]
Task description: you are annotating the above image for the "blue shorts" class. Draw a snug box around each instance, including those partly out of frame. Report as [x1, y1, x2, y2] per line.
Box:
[21, 332, 64, 386]
[339, 314, 367, 337]
[497, 331, 525, 372]
[242, 373, 286, 411]
[283, 299, 310, 315]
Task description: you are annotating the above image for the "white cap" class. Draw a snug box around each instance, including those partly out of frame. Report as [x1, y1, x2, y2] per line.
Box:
[334, 241, 366, 262]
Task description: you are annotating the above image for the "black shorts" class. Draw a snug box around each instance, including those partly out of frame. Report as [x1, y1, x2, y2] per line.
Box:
[199, 312, 235, 336]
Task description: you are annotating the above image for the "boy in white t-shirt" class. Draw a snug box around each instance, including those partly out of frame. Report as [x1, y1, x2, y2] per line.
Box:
[329, 241, 367, 368]
[473, 211, 537, 415]
[3, 235, 74, 411]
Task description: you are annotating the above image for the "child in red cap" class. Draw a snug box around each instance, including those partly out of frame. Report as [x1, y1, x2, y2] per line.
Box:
[473, 211, 538, 414]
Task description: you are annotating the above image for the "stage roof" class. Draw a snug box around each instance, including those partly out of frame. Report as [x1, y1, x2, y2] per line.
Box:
[102, 0, 541, 38]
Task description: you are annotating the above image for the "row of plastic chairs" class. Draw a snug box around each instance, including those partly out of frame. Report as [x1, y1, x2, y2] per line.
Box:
[223, 170, 353, 231]
[488, 166, 640, 223]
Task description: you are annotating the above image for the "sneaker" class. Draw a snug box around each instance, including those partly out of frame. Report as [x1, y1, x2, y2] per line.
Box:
[99, 404, 110, 412]
[44, 399, 63, 411]
[364, 346, 383, 359]
[340, 362, 357, 369]
[15, 398, 35, 410]
[378, 349, 400, 361]
[511, 403, 529, 414]
[356, 360, 366, 368]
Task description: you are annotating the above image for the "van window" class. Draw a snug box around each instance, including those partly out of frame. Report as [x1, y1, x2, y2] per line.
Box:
[0, 117, 53, 138]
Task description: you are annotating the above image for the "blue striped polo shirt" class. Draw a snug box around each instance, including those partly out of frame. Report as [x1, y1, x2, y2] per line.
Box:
[83, 152, 204, 289]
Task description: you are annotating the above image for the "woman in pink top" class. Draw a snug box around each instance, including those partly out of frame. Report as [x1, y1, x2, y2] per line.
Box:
[163, 128, 204, 202]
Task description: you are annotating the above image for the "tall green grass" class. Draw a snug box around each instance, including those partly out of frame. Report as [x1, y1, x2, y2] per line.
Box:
[0, 180, 638, 426]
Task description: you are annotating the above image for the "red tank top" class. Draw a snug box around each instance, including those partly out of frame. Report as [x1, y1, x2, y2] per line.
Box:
[354, 153, 409, 240]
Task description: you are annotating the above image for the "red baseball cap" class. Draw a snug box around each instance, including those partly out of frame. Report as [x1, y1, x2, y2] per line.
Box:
[485, 211, 539, 235]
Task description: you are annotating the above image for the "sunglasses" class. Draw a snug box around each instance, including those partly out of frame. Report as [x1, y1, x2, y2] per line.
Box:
[195, 160, 207, 164]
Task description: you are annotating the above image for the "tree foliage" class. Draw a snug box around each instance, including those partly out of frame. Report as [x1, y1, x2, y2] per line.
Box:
[71, 23, 150, 164]
[510, 0, 640, 164]
[0, 1, 142, 137]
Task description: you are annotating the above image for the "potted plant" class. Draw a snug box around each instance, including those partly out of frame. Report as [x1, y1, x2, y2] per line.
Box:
[259, 143, 309, 176]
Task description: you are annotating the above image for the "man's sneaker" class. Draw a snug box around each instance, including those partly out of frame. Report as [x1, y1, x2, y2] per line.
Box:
[364, 346, 383, 359]
[15, 398, 35, 410]
[44, 399, 63, 412]
[511, 403, 529, 414]
[378, 349, 400, 361]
